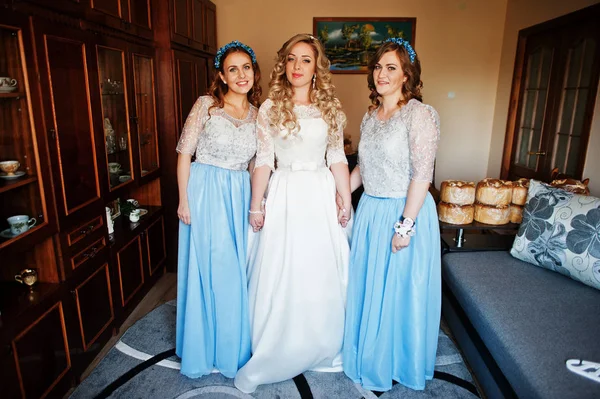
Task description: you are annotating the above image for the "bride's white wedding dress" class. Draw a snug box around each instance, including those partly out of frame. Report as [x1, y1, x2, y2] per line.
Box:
[234, 99, 351, 393]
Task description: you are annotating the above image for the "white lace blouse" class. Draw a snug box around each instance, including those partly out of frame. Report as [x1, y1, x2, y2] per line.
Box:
[254, 99, 347, 171]
[176, 95, 258, 171]
[358, 99, 440, 197]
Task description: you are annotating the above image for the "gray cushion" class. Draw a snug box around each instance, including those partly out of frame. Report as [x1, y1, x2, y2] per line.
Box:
[443, 251, 600, 399]
[510, 179, 600, 290]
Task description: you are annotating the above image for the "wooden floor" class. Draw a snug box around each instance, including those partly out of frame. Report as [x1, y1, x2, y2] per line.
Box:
[80, 272, 177, 382]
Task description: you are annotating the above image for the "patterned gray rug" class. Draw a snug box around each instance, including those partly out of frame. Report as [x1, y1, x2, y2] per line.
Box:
[70, 301, 480, 398]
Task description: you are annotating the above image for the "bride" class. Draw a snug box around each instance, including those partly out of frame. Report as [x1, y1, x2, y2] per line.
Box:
[233, 33, 352, 394]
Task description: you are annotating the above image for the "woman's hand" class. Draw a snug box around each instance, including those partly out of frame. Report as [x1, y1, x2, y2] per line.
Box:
[336, 192, 351, 227]
[391, 234, 411, 253]
[249, 200, 266, 232]
[178, 201, 191, 225]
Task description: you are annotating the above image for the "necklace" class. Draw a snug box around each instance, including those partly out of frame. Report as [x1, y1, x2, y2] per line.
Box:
[224, 100, 249, 120]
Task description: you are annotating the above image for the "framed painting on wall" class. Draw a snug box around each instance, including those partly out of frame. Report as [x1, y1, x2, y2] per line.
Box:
[313, 17, 416, 74]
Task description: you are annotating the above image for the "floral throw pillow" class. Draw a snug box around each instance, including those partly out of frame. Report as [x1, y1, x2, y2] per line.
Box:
[510, 179, 600, 290]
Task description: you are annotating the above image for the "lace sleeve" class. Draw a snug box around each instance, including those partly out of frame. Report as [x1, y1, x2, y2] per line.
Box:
[254, 100, 276, 171]
[326, 113, 348, 167]
[176, 96, 211, 154]
[409, 103, 440, 182]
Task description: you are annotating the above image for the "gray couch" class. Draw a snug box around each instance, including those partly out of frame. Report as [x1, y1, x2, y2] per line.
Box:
[442, 250, 600, 399]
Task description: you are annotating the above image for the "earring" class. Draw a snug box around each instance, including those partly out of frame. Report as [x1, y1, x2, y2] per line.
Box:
[312, 75, 316, 89]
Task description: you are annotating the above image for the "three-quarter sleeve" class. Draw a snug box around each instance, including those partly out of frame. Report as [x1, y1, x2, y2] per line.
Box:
[409, 103, 440, 182]
[176, 96, 211, 155]
[326, 113, 348, 167]
[254, 100, 276, 171]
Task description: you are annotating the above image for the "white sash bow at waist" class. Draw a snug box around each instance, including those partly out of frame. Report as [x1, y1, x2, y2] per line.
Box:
[277, 161, 326, 171]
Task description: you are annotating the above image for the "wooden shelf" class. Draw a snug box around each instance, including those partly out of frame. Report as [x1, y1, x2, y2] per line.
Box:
[0, 224, 45, 250]
[109, 205, 163, 251]
[0, 175, 37, 194]
[0, 281, 62, 342]
[0, 91, 25, 99]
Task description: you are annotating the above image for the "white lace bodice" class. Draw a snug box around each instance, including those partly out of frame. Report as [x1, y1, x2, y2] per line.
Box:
[176, 95, 258, 171]
[358, 99, 440, 197]
[254, 99, 347, 171]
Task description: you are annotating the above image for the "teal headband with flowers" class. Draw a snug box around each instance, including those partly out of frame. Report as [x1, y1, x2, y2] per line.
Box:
[384, 38, 416, 63]
[214, 41, 257, 69]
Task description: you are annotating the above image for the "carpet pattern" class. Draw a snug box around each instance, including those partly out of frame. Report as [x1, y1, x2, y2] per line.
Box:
[70, 301, 479, 398]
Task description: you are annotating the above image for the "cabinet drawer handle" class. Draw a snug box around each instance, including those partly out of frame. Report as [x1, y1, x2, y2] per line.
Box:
[83, 247, 99, 259]
[80, 225, 95, 236]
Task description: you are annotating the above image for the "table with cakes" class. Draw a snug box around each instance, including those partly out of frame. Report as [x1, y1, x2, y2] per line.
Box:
[437, 178, 527, 253]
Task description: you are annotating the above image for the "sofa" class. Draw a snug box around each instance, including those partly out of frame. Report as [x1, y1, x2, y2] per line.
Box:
[441, 181, 600, 399]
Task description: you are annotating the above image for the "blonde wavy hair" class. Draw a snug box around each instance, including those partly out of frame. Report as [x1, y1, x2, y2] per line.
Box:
[268, 33, 346, 143]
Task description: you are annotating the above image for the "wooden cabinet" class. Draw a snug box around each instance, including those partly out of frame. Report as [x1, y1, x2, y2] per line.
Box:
[171, 0, 217, 52]
[146, 216, 166, 276]
[173, 50, 209, 134]
[0, 11, 56, 255]
[95, 37, 161, 195]
[12, 302, 72, 399]
[34, 21, 104, 220]
[109, 209, 165, 323]
[86, 0, 153, 39]
[116, 235, 145, 307]
[67, 262, 114, 374]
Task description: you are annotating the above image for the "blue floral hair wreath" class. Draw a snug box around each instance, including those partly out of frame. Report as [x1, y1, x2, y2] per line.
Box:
[384, 38, 416, 63]
[214, 41, 257, 69]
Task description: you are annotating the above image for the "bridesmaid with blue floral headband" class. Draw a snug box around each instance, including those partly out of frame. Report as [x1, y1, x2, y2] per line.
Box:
[342, 38, 441, 391]
[176, 40, 261, 378]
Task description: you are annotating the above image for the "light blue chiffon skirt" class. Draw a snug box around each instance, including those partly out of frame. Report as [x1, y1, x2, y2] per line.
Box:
[176, 162, 251, 378]
[343, 193, 441, 391]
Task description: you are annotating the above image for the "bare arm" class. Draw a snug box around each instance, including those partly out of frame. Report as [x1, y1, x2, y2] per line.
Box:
[177, 154, 192, 224]
[248, 157, 256, 182]
[349, 165, 363, 193]
[249, 100, 275, 231]
[331, 163, 352, 213]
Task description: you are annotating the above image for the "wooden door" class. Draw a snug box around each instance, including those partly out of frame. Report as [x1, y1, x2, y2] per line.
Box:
[116, 236, 144, 307]
[204, 0, 217, 53]
[71, 263, 114, 352]
[130, 44, 160, 181]
[12, 302, 71, 399]
[146, 216, 166, 276]
[34, 23, 102, 217]
[503, 5, 600, 181]
[96, 38, 135, 193]
[191, 0, 204, 50]
[130, 0, 151, 30]
[172, 0, 191, 46]
[89, 0, 126, 20]
[173, 51, 208, 134]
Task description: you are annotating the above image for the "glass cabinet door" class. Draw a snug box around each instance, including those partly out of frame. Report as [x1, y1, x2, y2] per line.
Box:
[0, 25, 47, 248]
[132, 53, 159, 176]
[97, 45, 134, 189]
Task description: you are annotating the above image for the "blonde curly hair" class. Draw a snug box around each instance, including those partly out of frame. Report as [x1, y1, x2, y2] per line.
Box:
[268, 33, 346, 143]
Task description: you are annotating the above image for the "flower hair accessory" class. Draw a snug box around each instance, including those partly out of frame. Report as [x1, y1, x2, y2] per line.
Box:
[214, 40, 257, 69]
[384, 37, 416, 63]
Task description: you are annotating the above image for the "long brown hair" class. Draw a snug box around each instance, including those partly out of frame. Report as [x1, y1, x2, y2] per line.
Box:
[268, 33, 346, 142]
[367, 41, 422, 112]
[207, 46, 262, 115]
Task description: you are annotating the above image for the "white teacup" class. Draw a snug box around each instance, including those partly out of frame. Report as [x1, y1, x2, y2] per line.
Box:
[108, 162, 121, 174]
[7, 215, 37, 236]
[0, 77, 18, 92]
[0, 160, 20, 175]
